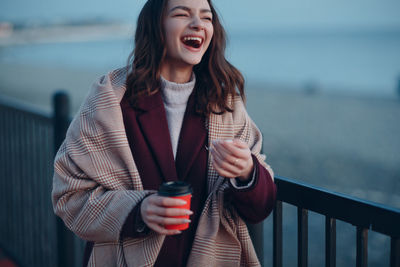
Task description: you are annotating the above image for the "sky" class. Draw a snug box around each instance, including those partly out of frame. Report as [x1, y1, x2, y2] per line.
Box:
[216, 0, 400, 31]
[1, 0, 400, 32]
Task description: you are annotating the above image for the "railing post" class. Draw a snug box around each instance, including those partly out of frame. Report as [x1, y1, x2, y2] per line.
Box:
[54, 91, 70, 150]
[356, 227, 368, 267]
[325, 217, 336, 267]
[53, 91, 75, 267]
[298, 207, 308, 267]
[391, 237, 400, 267]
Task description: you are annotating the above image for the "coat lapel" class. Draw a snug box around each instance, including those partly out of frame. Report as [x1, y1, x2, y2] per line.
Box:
[135, 91, 178, 182]
[175, 93, 207, 181]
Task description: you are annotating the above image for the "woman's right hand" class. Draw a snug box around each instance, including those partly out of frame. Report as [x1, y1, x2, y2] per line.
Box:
[140, 194, 193, 235]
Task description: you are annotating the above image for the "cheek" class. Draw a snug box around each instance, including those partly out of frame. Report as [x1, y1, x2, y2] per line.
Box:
[164, 22, 179, 44]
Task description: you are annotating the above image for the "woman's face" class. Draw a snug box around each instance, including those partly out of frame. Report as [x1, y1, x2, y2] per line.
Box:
[162, 0, 214, 70]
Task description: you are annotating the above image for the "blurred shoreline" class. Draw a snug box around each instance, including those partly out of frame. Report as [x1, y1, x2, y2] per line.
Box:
[0, 21, 133, 46]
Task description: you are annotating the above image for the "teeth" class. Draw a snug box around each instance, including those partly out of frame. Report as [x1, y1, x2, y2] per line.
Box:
[183, 36, 202, 43]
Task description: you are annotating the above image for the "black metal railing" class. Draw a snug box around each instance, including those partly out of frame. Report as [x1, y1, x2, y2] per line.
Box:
[0, 95, 57, 266]
[272, 175, 400, 267]
[0, 93, 83, 267]
[1, 92, 399, 267]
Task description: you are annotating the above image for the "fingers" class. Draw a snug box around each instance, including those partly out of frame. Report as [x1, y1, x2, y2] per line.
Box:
[231, 139, 250, 149]
[210, 139, 253, 179]
[146, 214, 191, 226]
[210, 146, 242, 178]
[149, 195, 188, 207]
[150, 206, 193, 217]
[212, 139, 249, 160]
[140, 194, 192, 236]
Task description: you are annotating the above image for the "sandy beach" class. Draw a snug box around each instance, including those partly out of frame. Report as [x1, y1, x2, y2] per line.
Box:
[246, 87, 400, 206]
[0, 63, 102, 113]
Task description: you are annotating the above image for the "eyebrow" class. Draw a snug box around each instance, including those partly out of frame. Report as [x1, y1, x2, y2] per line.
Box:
[169, 5, 212, 14]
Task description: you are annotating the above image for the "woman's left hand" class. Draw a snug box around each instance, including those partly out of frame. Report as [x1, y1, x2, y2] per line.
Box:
[210, 139, 254, 181]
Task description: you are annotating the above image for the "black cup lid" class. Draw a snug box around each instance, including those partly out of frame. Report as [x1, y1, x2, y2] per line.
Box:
[158, 181, 192, 196]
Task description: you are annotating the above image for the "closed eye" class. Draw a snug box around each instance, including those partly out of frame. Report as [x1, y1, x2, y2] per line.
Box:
[173, 13, 189, 17]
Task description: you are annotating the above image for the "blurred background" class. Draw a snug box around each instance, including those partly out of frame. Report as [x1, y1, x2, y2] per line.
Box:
[1, 0, 399, 266]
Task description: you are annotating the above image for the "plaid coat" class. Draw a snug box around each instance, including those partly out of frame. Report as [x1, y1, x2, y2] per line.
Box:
[52, 68, 274, 267]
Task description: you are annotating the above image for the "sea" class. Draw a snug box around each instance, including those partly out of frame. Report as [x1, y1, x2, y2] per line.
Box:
[1, 29, 400, 98]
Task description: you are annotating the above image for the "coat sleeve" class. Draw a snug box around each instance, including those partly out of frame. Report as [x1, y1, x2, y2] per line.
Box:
[52, 72, 154, 242]
[227, 154, 277, 223]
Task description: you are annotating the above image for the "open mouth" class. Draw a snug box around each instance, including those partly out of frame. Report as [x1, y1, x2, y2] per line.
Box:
[181, 36, 203, 49]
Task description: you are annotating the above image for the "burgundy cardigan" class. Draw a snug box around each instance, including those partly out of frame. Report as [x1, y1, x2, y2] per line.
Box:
[83, 91, 276, 267]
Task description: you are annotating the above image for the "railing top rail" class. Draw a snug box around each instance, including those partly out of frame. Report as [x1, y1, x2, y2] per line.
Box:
[275, 175, 400, 238]
[0, 94, 52, 121]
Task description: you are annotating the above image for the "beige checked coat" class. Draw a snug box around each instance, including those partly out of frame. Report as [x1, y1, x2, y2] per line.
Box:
[52, 68, 274, 267]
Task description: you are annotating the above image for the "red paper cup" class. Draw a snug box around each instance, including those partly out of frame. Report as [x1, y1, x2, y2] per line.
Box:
[158, 181, 192, 230]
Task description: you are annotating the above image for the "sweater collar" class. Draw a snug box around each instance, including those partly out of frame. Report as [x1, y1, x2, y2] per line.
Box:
[161, 73, 196, 106]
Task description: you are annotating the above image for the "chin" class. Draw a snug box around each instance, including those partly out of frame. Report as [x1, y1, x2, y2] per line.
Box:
[183, 56, 203, 66]
[186, 60, 202, 66]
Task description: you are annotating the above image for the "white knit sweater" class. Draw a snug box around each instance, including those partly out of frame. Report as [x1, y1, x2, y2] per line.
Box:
[160, 74, 195, 159]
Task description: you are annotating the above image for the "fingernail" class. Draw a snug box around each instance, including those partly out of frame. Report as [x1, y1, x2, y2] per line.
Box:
[178, 200, 187, 205]
[184, 219, 191, 223]
[187, 210, 193, 215]
[225, 139, 233, 143]
[175, 231, 182, 234]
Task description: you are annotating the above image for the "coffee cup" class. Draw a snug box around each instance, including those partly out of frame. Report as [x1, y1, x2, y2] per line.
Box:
[158, 181, 192, 230]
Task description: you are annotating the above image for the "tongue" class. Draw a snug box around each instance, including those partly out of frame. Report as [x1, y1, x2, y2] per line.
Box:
[183, 39, 201, 49]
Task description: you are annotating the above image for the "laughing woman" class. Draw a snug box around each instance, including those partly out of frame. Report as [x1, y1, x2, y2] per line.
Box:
[52, 0, 276, 266]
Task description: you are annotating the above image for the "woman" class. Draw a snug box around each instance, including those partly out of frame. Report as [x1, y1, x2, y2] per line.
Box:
[52, 0, 276, 266]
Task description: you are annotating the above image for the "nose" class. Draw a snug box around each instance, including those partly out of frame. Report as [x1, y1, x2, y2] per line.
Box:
[189, 16, 204, 31]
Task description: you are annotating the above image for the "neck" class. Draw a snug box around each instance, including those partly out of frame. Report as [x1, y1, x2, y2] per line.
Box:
[160, 62, 193, 84]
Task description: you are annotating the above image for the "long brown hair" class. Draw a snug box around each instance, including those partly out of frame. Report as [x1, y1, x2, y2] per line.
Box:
[125, 0, 245, 115]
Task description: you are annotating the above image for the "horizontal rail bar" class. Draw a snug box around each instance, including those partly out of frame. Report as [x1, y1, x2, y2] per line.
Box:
[0, 95, 51, 121]
[275, 176, 400, 238]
